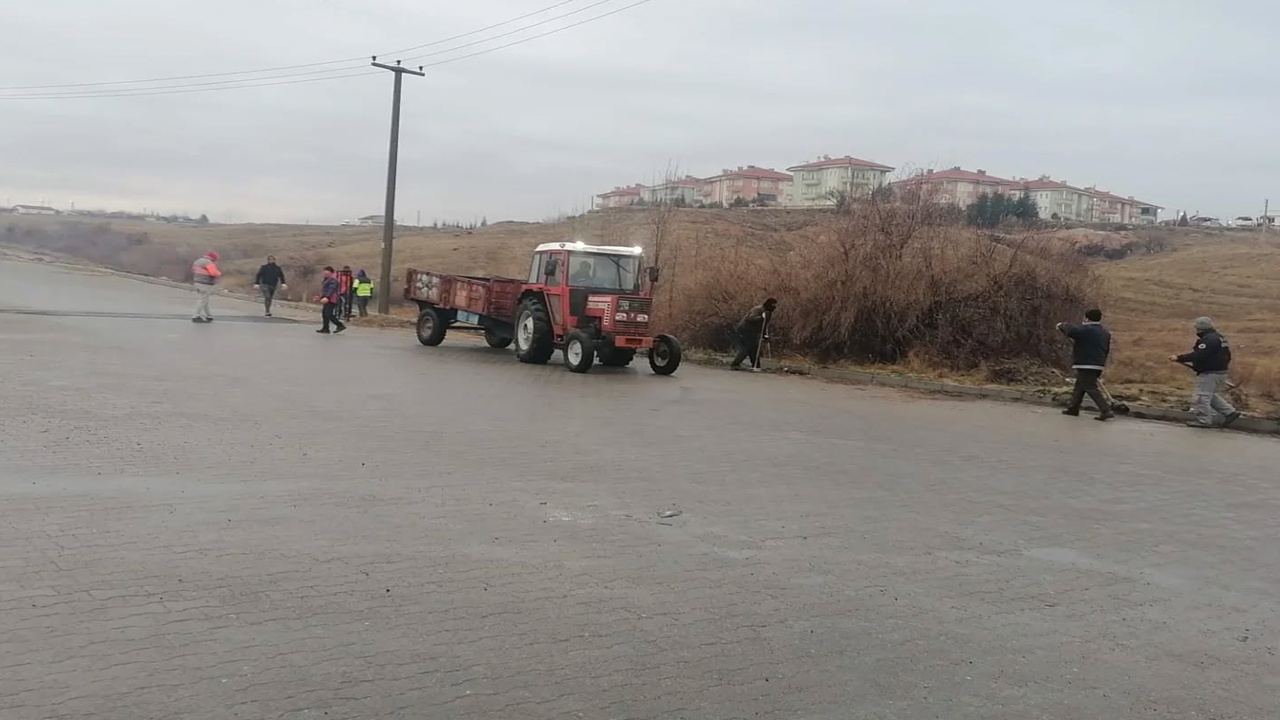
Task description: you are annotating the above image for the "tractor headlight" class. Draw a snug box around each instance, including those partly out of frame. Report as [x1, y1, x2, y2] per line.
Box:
[614, 312, 627, 321]
[636, 314, 649, 322]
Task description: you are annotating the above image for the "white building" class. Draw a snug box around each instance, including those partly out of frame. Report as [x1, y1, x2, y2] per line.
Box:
[783, 155, 895, 207]
[12, 204, 58, 215]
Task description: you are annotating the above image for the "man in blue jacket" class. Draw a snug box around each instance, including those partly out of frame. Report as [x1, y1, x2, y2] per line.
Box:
[316, 266, 347, 335]
[1057, 308, 1114, 421]
[1170, 316, 1239, 428]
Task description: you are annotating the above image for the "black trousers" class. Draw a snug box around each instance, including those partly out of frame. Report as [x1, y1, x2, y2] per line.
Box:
[1068, 368, 1109, 413]
[731, 330, 762, 368]
[356, 296, 369, 317]
[321, 301, 345, 331]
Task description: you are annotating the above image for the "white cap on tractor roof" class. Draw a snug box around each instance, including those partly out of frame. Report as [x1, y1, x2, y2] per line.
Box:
[533, 241, 644, 255]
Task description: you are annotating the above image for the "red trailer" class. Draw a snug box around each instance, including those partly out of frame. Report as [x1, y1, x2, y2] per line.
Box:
[403, 241, 683, 375]
[404, 270, 523, 348]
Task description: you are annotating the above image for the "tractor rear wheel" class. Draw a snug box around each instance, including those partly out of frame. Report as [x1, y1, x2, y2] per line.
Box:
[416, 307, 447, 346]
[597, 347, 636, 367]
[648, 334, 682, 376]
[514, 297, 554, 364]
[484, 327, 513, 349]
[563, 331, 596, 373]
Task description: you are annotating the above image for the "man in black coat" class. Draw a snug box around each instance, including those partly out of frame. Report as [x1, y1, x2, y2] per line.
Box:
[253, 255, 287, 317]
[1057, 308, 1114, 421]
[1170, 316, 1240, 428]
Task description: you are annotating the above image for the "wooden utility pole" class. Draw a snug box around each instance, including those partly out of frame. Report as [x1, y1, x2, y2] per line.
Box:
[371, 57, 424, 315]
[1263, 198, 1270, 236]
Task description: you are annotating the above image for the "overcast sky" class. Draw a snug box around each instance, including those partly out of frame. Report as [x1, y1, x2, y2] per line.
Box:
[1, 0, 1275, 224]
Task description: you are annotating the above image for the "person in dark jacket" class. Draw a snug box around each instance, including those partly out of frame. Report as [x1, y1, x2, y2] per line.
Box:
[1170, 316, 1239, 428]
[316, 266, 347, 334]
[730, 297, 777, 371]
[252, 255, 287, 317]
[1057, 308, 1113, 420]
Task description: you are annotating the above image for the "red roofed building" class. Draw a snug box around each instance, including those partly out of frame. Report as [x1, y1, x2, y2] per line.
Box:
[783, 155, 895, 207]
[595, 184, 645, 209]
[891, 167, 1013, 207]
[641, 176, 705, 206]
[700, 165, 792, 206]
[1084, 187, 1163, 224]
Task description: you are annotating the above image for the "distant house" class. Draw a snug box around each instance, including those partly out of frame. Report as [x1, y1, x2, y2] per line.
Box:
[12, 204, 58, 215]
[891, 167, 1013, 207]
[784, 155, 895, 207]
[641, 176, 704, 206]
[351, 215, 387, 226]
[701, 166, 792, 206]
[595, 184, 645, 209]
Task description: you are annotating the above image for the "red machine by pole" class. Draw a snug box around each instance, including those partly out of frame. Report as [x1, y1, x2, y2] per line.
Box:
[404, 241, 682, 375]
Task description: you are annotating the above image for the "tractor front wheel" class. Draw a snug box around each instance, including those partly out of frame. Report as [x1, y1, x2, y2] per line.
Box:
[484, 327, 513, 349]
[648, 334, 682, 376]
[563, 331, 596, 373]
[514, 297, 554, 364]
[416, 307, 447, 346]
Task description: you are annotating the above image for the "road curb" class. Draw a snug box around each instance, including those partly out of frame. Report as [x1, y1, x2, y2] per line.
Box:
[703, 355, 1280, 437]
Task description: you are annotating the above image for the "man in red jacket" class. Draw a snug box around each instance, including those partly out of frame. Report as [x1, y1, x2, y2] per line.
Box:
[316, 266, 347, 334]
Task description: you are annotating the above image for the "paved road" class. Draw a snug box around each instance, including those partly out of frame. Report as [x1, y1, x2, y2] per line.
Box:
[1, 257, 1277, 720]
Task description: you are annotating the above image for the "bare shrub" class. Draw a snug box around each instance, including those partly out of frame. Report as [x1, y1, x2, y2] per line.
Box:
[659, 193, 1099, 369]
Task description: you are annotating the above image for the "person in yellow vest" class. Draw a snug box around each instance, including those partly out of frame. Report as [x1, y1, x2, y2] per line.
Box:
[352, 269, 374, 317]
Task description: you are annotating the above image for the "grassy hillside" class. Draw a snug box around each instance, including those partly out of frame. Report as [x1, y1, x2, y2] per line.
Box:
[1098, 229, 1280, 412]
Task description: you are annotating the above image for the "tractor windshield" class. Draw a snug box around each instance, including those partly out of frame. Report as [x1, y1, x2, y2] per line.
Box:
[567, 252, 641, 292]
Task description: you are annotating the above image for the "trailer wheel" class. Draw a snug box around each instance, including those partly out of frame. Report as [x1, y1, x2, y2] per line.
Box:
[514, 297, 554, 364]
[563, 331, 596, 373]
[648, 334, 682, 376]
[416, 307, 447, 346]
[598, 347, 636, 367]
[484, 328, 513, 349]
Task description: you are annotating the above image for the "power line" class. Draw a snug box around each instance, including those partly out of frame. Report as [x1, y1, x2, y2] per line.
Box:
[0, 0, 655, 101]
[0, 0, 586, 92]
[399, 0, 619, 62]
[409, 0, 655, 67]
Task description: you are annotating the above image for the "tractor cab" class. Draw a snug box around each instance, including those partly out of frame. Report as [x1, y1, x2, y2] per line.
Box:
[514, 241, 680, 374]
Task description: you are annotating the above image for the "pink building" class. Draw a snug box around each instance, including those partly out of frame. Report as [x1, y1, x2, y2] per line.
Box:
[595, 184, 645, 209]
[700, 166, 792, 206]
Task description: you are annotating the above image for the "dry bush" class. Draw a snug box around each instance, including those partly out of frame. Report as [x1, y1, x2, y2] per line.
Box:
[657, 194, 1100, 369]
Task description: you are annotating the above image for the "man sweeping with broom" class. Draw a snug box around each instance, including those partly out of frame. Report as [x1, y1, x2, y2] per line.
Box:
[1056, 308, 1115, 421]
[730, 297, 777, 372]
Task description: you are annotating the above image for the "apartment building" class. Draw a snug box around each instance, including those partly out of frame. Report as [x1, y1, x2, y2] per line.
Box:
[891, 167, 1012, 206]
[700, 166, 792, 206]
[641, 176, 704, 206]
[1086, 187, 1162, 224]
[783, 155, 894, 207]
[595, 184, 645, 209]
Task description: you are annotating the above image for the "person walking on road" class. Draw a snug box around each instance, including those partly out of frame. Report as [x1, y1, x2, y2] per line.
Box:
[1056, 308, 1114, 421]
[1170, 317, 1240, 428]
[352, 269, 374, 317]
[253, 255, 287, 317]
[730, 297, 777, 371]
[316, 266, 347, 335]
[190, 251, 221, 323]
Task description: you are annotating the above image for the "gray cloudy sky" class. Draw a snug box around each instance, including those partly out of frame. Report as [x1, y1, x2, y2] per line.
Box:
[2, 0, 1275, 223]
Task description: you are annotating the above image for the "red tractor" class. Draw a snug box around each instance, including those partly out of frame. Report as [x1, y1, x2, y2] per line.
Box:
[404, 241, 682, 375]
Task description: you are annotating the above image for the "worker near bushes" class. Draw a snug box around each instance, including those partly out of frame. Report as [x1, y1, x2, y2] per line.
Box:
[1056, 308, 1114, 420]
[352, 269, 374, 317]
[730, 297, 778, 371]
[1170, 317, 1240, 428]
[252, 255, 287, 317]
[316, 266, 347, 334]
[190, 250, 221, 323]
